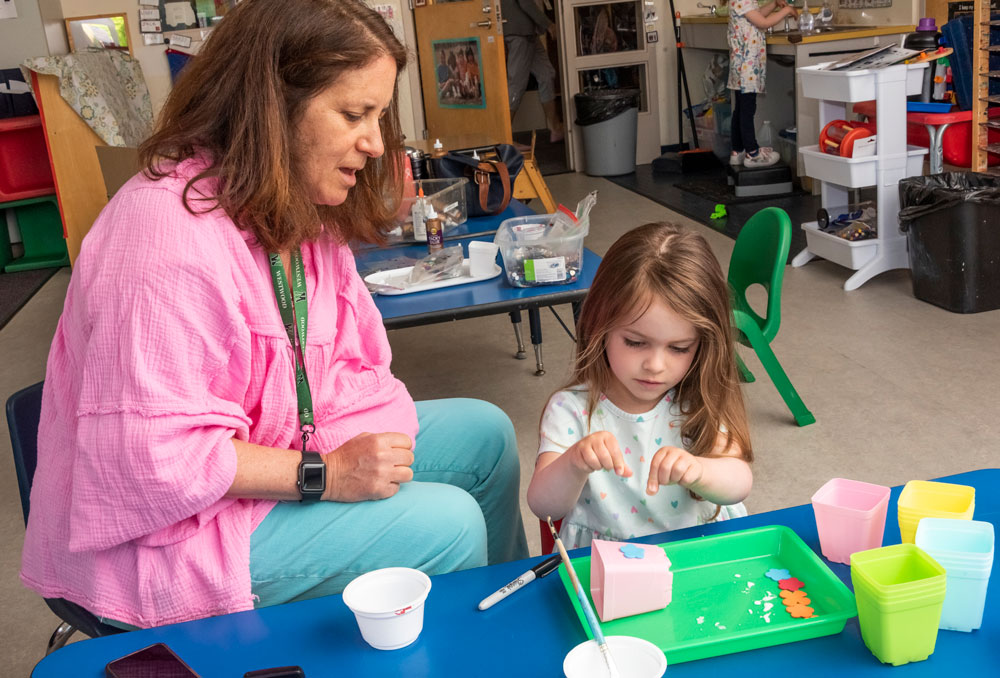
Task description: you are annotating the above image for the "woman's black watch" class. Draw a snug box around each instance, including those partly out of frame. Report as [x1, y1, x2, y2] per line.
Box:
[297, 451, 326, 502]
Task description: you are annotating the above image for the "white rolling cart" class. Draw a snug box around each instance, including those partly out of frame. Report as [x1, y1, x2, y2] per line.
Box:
[791, 62, 928, 291]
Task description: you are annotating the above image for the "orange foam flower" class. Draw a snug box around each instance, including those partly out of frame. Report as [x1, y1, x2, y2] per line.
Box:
[786, 604, 815, 619]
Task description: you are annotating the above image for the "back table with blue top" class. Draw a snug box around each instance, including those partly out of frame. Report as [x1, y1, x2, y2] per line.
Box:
[354, 201, 600, 375]
[31, 469, 1000, 676]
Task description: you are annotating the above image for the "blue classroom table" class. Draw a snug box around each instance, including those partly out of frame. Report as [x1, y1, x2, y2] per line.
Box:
[355, 202, 599, 375]
[32, 469, 999, 677]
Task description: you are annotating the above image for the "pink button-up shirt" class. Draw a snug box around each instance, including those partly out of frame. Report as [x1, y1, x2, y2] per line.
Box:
[20, 160, 418, 627]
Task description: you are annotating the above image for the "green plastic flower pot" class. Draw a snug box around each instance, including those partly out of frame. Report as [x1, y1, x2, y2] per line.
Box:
[850, 544, 946, 666]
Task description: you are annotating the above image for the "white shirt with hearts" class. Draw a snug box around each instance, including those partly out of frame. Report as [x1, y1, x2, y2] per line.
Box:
[538, 387, 747, 550]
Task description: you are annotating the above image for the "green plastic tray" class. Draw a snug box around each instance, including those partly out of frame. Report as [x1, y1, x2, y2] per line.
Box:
[558, 525, 858, 664]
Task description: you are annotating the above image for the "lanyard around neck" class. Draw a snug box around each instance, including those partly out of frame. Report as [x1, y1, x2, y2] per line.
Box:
[268, 249, 315, 450]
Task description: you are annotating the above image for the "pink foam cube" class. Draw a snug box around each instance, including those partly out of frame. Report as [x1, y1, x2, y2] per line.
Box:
[590, 539, 673, 622]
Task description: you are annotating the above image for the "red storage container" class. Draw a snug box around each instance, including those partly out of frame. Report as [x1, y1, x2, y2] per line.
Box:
[0, 115, 55, 202]
[852, 101, 1000, 168]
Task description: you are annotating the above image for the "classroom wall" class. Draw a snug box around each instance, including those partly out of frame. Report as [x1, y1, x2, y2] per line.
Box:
[0, 0, 50, 69]
[40, 1, 422, 139]
[56, 0, 202, 115]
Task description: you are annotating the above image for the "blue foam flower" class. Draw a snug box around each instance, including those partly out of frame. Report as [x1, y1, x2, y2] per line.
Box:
[619, 544, 646, 559]
[765, 568, 791, 582]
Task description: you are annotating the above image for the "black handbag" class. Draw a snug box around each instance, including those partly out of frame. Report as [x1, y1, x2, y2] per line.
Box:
[430, 144, 524, 217]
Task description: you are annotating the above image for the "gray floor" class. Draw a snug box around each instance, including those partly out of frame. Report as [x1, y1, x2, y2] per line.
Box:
[2, 172, 998, 674]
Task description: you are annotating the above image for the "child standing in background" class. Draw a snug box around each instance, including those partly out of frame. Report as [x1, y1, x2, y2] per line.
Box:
[527, 223, 753, 549]
[728, 0, 798, 168]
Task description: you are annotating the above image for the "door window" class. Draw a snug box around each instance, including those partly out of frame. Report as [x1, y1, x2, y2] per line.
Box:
[573, 2, 641, 56]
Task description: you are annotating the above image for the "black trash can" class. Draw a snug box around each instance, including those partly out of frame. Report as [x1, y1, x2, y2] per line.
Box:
[898, 172, 1000, 313]
[574, 89, 639, 176]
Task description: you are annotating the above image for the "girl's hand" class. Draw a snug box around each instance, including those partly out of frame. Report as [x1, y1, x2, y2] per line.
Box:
[323, 432, 415, 502]
[785, 6, 799, 17]
[566, 431, 633, 478]
[647, 446, 703, 495]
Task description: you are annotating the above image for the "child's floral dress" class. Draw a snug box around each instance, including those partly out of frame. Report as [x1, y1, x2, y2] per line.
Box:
[728, 0, 767, 93]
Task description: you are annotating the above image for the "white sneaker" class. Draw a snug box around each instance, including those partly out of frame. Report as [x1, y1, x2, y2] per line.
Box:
[730, 151, 745, 166]
[743, 147, 780, 168]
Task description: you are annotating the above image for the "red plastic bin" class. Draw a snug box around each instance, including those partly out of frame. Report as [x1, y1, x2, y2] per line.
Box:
[0, 115, 55, 202]
[852, 101, 1000, 168]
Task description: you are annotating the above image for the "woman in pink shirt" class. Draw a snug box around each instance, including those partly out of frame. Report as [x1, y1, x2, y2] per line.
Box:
[20, 0, 527, 630]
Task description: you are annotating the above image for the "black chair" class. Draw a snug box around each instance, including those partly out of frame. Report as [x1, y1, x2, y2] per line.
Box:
[7, 381, 125, 654]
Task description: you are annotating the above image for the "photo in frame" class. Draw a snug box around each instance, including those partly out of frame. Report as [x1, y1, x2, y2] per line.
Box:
[432, 38, 486, 109]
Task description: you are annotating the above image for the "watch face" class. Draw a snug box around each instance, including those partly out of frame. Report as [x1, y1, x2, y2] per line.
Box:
[300, 468, 324, 491]
[299, 452, 326, 497]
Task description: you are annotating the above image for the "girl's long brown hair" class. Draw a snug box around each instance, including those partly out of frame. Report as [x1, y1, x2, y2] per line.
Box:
[139, 0, 408, 252]
[562, 222, 752, 462]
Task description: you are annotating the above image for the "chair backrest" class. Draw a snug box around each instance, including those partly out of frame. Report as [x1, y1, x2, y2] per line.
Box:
[6, 381, 43, 525]
[6, 381, 126, 640]
[727, 207, 792, 343]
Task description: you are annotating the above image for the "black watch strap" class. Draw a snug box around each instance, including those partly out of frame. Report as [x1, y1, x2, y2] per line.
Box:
[297, 450, 326, 502]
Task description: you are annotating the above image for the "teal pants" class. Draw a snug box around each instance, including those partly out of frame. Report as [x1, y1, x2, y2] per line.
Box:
[249, 398, 529, 608]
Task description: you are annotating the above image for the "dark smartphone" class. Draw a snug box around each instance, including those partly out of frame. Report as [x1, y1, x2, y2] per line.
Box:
[243, 668, 306, 678]
[105, 643, 200, 678]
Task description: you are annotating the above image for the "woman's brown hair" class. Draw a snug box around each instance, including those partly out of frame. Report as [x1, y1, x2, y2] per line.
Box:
[139, 0, 408, 251]
[562, 222, 752, 463]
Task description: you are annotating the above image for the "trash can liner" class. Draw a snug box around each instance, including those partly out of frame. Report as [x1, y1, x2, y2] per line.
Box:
[898, 172, 1000, 229]
[574, 89, 640, 126]
[897, 171, 1000, 314]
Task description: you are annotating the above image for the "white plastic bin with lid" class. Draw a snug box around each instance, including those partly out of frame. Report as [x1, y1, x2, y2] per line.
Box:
[495, 214, 589, 287]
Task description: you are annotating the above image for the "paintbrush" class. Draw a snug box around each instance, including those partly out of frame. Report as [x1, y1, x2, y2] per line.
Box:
[546, 516, 620, 678]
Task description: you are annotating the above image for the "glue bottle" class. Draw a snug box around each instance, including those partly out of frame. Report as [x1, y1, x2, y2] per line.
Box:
[425, 205, 443, 253]
[431, 138, 447, 159]
[412, 186, 428, 241]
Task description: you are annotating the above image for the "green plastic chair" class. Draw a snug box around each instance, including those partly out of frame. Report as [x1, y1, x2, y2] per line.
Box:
[728, 207, 815, 427]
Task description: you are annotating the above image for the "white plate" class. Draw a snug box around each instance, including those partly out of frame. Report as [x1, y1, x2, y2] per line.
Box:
[364, 259, 502, 295]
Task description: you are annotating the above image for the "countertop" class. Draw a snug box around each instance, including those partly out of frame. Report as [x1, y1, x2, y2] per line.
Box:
[679, 15, 914, 45]
[768, 25, 915, 45]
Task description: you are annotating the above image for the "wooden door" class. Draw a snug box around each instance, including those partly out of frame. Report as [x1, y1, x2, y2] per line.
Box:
[414, 0, 512, 143]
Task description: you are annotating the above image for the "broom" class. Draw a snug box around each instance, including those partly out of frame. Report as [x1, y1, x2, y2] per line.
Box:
[652, 0, 717, 173]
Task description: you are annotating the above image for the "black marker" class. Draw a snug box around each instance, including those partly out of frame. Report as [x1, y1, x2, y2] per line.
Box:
[477, 555, 562, 610]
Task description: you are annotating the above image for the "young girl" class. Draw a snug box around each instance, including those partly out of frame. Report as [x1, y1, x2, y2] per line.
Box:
[527, 223, 753, 548]
[727, 0, 798, 168]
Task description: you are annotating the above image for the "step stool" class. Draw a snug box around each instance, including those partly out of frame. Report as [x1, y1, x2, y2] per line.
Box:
[726, 163, 793, 198]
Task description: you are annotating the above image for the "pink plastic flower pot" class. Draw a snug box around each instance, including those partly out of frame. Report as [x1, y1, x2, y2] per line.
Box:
[812, 478, 891, 565]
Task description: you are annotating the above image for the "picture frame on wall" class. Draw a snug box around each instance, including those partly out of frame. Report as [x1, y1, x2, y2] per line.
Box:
[158, 1, 199, 32]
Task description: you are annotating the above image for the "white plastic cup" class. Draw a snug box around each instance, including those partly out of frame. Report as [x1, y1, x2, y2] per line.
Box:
[342, 567, 432, 650]
[468, 240, 499, 278]
[563, 636, 666, 678]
